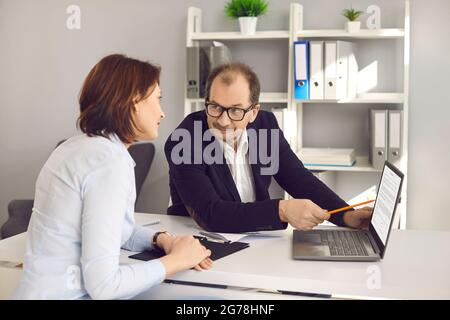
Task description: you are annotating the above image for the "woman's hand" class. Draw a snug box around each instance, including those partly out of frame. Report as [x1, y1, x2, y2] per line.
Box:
[156, 232, 174, 254]
[158, 236, 212, 277]
[156, 233, 213, 271]
[194, 257, 213, 271]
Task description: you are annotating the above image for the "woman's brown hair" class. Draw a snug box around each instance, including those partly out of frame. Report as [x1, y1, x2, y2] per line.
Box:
[77, 54, 160, 144]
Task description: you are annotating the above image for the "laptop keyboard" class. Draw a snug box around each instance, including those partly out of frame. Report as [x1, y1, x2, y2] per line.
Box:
[319, 230, 370, 256]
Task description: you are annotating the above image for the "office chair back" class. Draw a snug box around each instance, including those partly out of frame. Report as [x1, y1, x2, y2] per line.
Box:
[128, 143, 155, 203]
[1, 199, 34, 239]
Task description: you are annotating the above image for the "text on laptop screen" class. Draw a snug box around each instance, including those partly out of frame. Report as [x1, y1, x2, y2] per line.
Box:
[371, 165, 402, 245]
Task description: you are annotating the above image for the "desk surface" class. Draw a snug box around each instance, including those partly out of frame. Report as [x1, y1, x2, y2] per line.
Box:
[128, 213, 450, 299]
[0, 267, 315, 300]
[2, 212, 450, 299]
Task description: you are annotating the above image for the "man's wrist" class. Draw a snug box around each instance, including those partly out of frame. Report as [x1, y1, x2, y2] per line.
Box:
[342, 211, 351, 227]
[278, 200, 288, 222]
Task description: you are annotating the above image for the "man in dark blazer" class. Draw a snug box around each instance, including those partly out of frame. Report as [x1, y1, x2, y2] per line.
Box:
[165, 63, 373, 233]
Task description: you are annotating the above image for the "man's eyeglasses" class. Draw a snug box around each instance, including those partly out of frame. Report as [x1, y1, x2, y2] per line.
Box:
[205, 102, 256, 121]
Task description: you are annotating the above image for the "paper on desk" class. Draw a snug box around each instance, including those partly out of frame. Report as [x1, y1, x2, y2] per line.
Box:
[0, 233, 27, 264]
[210, 230, 286, 243]
[192, 228, 266, 243]
[241, 230, 287, 240]
[201, 231, 248, 243]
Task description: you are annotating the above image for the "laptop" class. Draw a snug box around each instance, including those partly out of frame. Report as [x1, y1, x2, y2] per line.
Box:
[293, 161, 404, 261]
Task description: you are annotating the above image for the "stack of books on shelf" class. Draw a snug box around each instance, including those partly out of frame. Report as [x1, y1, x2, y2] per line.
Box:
[297, 148, 356, 167]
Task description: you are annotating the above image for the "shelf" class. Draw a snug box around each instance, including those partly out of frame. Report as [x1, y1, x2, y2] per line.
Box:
[299, 155, 382, 172]
[296, 28, 405, 39]
[190, 30, 290, 41]
[259, 92, 288, 103]
[296, 93, 404, 104]
[191, 29, 404, 41]
[187, 92, 288, 104]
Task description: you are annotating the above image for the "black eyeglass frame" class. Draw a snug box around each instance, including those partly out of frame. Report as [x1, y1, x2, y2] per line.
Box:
[204, 102, 257, 121]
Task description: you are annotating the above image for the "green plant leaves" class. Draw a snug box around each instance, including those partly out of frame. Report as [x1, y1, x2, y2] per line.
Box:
[342, 8, 364, 21]
[225, 0, 269, 18]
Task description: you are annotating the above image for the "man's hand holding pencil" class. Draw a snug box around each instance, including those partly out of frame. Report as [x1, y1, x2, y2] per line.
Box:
[279, 199, 374, 231]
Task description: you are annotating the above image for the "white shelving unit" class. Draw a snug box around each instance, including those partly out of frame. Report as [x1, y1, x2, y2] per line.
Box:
[185, 7, 290, 115]
[185, 1, 410, 228]
[296, 29, 405, 39]
[298, 92, 404, 104]
[288, 2, 410, 229]
[190, 30, 290, 41]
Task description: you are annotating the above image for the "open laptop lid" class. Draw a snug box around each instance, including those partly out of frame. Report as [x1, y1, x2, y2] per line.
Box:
[369, 161, 404, 258]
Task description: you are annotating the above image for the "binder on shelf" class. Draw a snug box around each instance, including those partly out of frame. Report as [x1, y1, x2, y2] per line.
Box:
[370, 109, 388, 170]
[186, 43, 231, 99]
[324, 41, 338, 99]
[346, 42, 358, 99]
[294, 40, 309, 100]
[324, 41, 357, 100]
[186, 46, 207, 98]
[388, 110, 403, 165]
[309, 41, 324, 99]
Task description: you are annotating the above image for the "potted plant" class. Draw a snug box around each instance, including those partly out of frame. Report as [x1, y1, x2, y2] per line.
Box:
[342, 8, 364, 33]
[225, 0, 269, 35]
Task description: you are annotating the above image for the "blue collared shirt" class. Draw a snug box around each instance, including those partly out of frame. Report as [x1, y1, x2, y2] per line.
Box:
[13, 134, 165, 300]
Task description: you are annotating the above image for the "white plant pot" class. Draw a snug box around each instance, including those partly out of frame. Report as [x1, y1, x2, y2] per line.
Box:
[346, 21, 361, 33]
[238, 17, 258, 35]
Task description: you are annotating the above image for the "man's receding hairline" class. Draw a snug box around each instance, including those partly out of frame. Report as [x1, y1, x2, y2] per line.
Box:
[215, 71, 247, 87]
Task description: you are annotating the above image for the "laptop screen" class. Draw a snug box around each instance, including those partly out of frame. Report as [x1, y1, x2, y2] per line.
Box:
[369, 162, 404, 257]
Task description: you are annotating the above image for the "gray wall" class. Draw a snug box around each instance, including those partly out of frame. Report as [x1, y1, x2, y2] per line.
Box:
[0, 0, 449, 233]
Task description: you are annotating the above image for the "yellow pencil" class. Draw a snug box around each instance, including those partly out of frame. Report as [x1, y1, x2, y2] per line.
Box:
[327, 199, 375, 215]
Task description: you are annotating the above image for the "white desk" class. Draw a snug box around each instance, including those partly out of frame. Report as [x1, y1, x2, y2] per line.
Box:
[2, 212, 450, 299]
[132, 282, 319, 300]
[0, 267, 311, 300]
[0, 213, 315, 300]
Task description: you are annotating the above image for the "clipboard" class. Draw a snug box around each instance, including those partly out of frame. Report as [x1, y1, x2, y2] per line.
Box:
[129, 236, 249, 262]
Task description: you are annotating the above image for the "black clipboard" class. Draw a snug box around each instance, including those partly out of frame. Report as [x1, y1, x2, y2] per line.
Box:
[129, 236, 249, 262]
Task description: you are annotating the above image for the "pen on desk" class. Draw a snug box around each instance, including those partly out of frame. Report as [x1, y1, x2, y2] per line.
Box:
[327, 199, 375, 215]
[141, 220, 160, 227]
[199, 231, 230, 243]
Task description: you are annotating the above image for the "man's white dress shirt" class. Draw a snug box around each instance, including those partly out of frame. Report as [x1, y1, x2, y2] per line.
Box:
[218, 130, 256, 203]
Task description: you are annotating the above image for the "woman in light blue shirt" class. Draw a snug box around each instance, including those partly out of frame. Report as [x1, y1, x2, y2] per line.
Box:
[13, 54, 212, 300]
